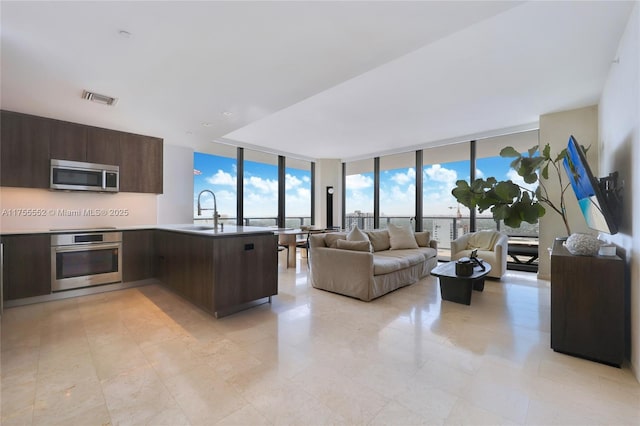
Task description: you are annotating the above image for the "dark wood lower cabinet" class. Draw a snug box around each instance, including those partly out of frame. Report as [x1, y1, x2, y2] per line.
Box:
[155, 230, 277, 317]
[551, 239, 625, 366]
[122, 230, 155, 282]
[213, 235, 278, 313]
[2, 234, 51, 300]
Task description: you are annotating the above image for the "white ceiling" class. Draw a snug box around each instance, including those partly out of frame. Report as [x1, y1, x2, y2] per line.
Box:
[1, 1, 635, 161]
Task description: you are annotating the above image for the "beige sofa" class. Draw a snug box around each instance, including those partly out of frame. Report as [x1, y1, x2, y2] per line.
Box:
[308, 228, 438, 301]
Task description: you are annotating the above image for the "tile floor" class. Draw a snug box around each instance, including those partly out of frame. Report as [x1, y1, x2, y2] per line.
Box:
[1, 257, 639, 425]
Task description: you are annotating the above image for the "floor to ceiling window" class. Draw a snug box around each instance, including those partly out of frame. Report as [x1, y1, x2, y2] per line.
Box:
[379, 152, 415, 229]
[193, 146, 237, 225]
[344, 159, 375, 230]
[243, 150, 279, 226]
[475, 130, 540, 236]
[285, 158, 312, 228]
[422, 142, 471, 260]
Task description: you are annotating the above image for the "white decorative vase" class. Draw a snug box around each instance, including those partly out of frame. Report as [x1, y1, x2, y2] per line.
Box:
[564, 233, 600, 256]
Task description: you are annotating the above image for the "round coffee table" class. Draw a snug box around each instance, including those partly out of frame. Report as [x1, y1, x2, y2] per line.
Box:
[430, 260, 492, 305]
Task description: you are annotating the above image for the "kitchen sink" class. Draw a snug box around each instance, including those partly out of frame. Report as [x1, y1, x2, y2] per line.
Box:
[179, 225, 216, 231]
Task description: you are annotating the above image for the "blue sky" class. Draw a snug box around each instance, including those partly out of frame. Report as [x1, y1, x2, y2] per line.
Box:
[194, 152, 310, 219]
[196, 152, 527, 219]
[346, 155, 524, 217]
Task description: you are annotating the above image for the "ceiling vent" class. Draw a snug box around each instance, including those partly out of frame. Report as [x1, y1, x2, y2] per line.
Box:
[82, 90, 118, 106]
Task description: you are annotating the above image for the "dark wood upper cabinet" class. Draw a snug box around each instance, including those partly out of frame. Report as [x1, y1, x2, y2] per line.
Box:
[1, 110, 162, 193]
[119, 133, 163, 193]
[87, 127, 122, 166]
[1, 234, 52, 301]
[49, 119, 87, 162]
[1, 110, 51, 188]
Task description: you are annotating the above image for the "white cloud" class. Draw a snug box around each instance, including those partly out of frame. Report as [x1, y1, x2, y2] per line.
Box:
[424, 164, 457, 184]
[206, 170, 236, 186]
[380, 183, 416, 215]
[285, 173, 302, 190]
[507, 169, 538, 192]
[475, 168, 485, 179]
[302, 175, 310, 183]
[244, 176, 278, 193]
[346, 173, 373, 189]
[391, 167, 415, 185]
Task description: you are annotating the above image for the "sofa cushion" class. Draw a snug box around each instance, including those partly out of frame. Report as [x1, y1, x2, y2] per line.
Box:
[366, 230, 391, 252]
[387, 224, 419, 250]
[416, 246, 437, 261]
[414, 231, 431, 247]
[336, 240, 370, 252]
[324, 232, 347, 248]
[373, 249, 425, 275]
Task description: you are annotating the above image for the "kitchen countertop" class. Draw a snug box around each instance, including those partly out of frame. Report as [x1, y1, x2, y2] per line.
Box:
[0, 224, 278, 237]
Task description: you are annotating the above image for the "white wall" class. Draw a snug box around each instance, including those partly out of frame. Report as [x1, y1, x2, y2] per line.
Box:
[598, 3, 639, 381]
[157, 144, 194, 224]
[538, 105, 599, 280]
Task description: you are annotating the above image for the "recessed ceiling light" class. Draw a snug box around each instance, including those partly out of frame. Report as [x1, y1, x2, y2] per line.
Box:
[222, 111, 233, 117]
[118, 30, 132, 39]
[82, 90, 118, 106]
[202, 122, 211, 127]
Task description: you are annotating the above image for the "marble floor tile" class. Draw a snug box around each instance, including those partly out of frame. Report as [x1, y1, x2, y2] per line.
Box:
[1, 262, 638, 426]
[100, 365, 190, 426]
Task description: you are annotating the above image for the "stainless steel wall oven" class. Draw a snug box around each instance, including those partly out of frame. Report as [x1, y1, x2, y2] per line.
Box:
[51, 232, 122, 291]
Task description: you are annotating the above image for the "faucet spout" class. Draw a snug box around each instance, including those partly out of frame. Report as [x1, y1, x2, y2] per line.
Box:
[197, 189, 219, 230]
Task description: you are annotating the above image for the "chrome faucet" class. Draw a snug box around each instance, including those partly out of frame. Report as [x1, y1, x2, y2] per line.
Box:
[197, 189, 219, 230]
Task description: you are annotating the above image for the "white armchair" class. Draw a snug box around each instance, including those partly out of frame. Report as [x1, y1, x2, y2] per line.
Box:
[450, 230, 508, 279]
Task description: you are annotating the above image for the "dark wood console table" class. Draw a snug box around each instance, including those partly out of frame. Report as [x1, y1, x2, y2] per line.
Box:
[550, 239, 625, 366]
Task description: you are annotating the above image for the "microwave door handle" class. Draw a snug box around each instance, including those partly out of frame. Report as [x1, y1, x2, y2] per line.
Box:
[102, 170, 107, 190]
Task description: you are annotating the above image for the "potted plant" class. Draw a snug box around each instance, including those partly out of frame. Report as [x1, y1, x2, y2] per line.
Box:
[451, 143, 585, 236]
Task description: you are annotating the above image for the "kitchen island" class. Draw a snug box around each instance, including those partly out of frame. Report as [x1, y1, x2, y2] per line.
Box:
[155, 225, 278, 318]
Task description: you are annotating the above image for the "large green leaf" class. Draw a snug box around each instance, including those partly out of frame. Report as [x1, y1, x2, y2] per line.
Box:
[494, 181, 519, 201]
[500, 146, 521, 158]
[542, 143, 551, 159]
[491, 204, 510, 220]
[541, 164, 549, 180]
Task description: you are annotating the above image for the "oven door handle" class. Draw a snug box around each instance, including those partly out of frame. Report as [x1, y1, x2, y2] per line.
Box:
[54, 243, 120, 253]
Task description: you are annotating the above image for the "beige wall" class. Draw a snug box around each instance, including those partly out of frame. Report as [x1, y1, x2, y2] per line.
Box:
[598, 3, 639, 381]
[157, 144, 194, 225]
[315, 159, 342, 229]
[538, 105, 599, 280]
[0, 187, 157, 232]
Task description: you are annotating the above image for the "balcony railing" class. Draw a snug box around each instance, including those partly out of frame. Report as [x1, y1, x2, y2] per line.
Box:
[194, 217, 311, 228]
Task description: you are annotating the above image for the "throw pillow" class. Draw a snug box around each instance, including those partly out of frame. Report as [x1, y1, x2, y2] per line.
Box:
[324, 233, 347, 248]
[336, 240, 370, 252]
[366, 230, 391, 252]
[347, 225, 370, 242]
[414, 231, 431, 247]
[387, 223, 419, 250]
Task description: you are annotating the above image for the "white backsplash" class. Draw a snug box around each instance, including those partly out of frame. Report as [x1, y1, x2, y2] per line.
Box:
[0, 187, 157, 232]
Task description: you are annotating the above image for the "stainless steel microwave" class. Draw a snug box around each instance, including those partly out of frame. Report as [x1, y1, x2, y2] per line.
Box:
[50, 159, 119, 192]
